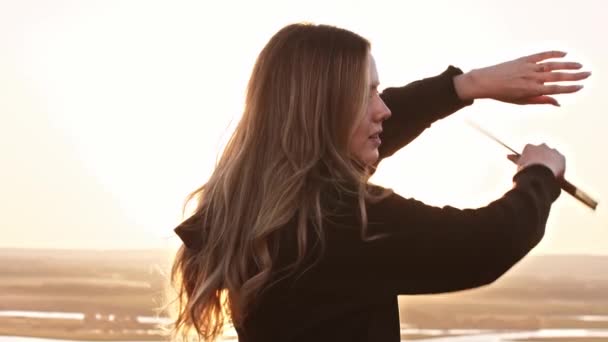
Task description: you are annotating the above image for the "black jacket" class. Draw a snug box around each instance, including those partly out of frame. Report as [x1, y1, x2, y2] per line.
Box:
[175, 66, 561, 342]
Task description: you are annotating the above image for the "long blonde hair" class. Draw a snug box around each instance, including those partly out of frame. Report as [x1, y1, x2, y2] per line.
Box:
[169, 22, 391, 341]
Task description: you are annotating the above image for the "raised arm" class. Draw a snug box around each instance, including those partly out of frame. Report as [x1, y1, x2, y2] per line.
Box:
[291, 163, 561, 296]
[364, 165, 560, 295]
[376, 50, 590, 164]
[378, 66, 473, 161]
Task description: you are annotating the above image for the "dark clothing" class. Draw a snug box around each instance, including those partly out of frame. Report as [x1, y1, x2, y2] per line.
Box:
[175, 66, 561, 342]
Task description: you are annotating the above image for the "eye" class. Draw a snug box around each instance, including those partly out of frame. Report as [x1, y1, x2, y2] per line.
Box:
[370, 88, 379, 98]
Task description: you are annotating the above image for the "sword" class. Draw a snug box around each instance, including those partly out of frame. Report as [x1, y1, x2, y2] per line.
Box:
[466, 119, 598, 211]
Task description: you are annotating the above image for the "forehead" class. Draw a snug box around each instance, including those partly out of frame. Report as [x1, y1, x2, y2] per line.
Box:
[369, 54, 379, 85]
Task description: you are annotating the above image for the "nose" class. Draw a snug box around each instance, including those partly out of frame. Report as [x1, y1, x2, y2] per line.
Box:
[374, 97, 392, 122]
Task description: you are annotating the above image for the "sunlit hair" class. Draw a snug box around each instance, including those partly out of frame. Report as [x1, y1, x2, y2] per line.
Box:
[168, 22, 392, 341]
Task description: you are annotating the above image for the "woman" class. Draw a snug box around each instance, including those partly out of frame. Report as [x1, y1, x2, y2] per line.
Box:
[170, 23, 589, 342]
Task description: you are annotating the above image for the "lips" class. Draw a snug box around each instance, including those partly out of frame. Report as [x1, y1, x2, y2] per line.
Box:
[369, 131, 382, 146]
[369, 130, 382, 139]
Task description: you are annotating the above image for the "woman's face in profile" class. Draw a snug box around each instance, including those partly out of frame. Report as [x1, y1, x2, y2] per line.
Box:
[349, 54, 392, 166]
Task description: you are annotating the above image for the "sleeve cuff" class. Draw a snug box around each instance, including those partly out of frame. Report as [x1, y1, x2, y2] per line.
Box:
[427, 65, 475, 121]
[444, 65, 475, 106]
[512, 164, 562, 202]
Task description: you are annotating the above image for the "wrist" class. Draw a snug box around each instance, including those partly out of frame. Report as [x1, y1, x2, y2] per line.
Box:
[453, 69, 481, 101]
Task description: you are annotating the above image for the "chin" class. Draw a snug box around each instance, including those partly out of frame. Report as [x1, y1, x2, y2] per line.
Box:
[362, 150, 379, 166]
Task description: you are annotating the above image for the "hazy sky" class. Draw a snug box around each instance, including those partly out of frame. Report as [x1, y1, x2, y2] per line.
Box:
[1, 0, 606, 254]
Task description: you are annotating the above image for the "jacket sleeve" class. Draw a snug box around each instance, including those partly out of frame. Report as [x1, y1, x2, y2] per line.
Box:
[377, 66, 474, 163]
[297, 165, 561, 296]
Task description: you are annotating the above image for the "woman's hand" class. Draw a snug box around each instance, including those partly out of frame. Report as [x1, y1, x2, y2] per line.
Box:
[453, 51, 591, 106]
[508, 143, 566, 179]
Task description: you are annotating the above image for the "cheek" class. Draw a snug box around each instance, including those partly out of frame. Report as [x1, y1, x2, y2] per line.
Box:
[351, 125, 368, 150]
[349, 107, 374, 154]
[348, 132, 362, 156]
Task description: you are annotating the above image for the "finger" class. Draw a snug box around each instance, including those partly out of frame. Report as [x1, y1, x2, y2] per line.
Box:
[524, 50, 567, 63]
[541, 71, 591, 83]
[539, 84, 584, 95]
[536, 61, 583, 72]
[507, 154, 520, 163]
[519, 95, 560, 106]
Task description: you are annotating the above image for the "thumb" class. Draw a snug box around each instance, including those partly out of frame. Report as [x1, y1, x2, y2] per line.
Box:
[507, 154, 520, 163]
